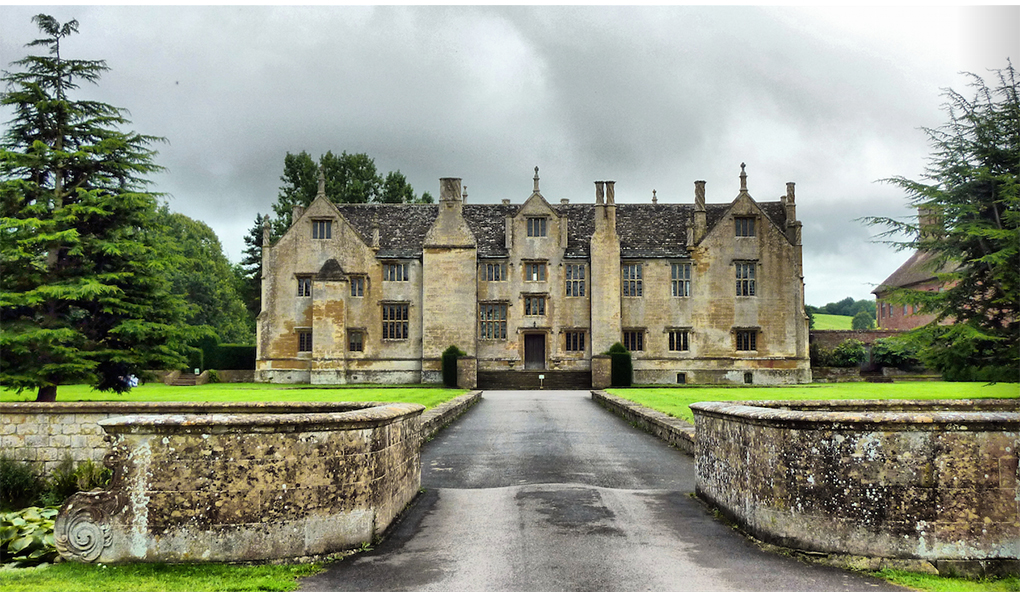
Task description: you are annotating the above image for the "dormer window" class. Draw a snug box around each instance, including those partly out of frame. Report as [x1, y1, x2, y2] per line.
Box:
[384, 263, 409, 282]
[312, 219, 332, 239]
[527, 217, 547, 237]
[735, 217, 755, 237]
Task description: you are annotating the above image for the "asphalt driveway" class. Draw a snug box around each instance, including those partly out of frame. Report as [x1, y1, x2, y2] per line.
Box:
[300, 390, 901, 591]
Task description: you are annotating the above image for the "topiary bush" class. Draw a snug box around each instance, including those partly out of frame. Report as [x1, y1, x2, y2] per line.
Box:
[442, 345, 466, 388]
[606, 342, 633, 387]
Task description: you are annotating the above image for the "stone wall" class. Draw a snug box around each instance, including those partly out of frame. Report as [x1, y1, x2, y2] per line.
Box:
[691, 399, 1019, 573]
[809, 329, 902, 350]
[590, 391, 694, 455]
[54, 402, 424, 563]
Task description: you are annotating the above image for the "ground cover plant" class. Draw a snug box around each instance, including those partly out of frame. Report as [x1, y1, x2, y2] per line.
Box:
[610, 381, 1019, 424]
[0, 561, 324, 591]
[0, 383, 465, 410]
[873, 568, 1020, 592]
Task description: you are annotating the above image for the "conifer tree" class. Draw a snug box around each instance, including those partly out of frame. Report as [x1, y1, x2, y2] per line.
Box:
[0, 14, 193, 400]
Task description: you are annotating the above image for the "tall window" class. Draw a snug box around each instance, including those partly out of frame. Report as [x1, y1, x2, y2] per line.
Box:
[479, 303, 507, 340]
[735, 330, 757, 351]
[623, 264, 642, 297]
[382, 304, 409, 340]
[298, 331, 312, 352]
[384, 263, 408, 281]
[623, 330, 644, 352]
[524, 296, 546, 316]
[736, 262, 756, 296]
[669, 330, 690, 351]
[527, 217, 547, 237]
[735, 217, 755, 237]
[524, 262, 546, 282]
[564, 331, 585, 352]
[350, 276, 365, 297]
[348, 331, 364, 352]
[565, 264, 585, 297]
[312, 220, 332, 239]
[482, 262, 507, 282]
[297, 276, 312, 297]
[671, 263, 691, 297]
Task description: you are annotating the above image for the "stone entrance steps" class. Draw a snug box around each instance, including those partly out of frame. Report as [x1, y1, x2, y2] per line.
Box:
[169, 372, 200, 386]
[477, 370, 591, 390]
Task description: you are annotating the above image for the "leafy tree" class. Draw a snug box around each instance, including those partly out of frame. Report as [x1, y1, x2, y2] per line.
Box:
[381, 170, 415, 204]
[851, 310, 875, 330]
[419, 190, 435, 204]
[150, 206, 253, 343]
[0, 14, 195, 401]
[862, 63, 1019, 381]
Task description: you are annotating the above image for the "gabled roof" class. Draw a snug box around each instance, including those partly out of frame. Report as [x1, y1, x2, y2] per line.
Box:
[330, 200, 788, 260]
[874, 250, 957, 294]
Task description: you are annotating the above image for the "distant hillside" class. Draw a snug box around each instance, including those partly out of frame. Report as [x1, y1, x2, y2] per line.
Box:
[813, 313, 853, 330]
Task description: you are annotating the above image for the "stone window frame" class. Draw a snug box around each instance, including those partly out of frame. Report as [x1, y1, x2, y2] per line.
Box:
[563, 330, 586, 352]
[623, 329, 644, 352]
[564, 263, 586, 297]
[381, 302, 409, 341]
[526, 217, 547, 237]
[481, 261, 508, 282]
[671, 262, 692, 298]
[734, 216, 756, 237]
[312, 219, 333, 240]
[735, 261, 757, 297]
[622, 263, 643, 297]
[523, 294, 546, 316]
[478, 302, 508, 341]
[383, 262, 410, 282]
[297, 275, 312, 297]
[734, 328, 758, 352]
[296, 328, 313, 353]
[667, 328, 691, 352]
[350, 276, 366, 297]
[523, 261, 547, 282]
[348, 329, 365, 352]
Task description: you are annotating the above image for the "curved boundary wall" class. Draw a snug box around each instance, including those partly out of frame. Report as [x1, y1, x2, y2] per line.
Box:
[691, 399, 1019, 574]
[53, 402, 424, 563]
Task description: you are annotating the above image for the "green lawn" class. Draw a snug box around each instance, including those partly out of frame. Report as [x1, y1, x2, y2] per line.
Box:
[610, 381, 1019, 424]
[812, 313, 853, 329]
[0, 383, 465, 409]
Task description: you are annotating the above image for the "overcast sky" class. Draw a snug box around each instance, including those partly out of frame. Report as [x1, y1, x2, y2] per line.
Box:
[1, 4, 1016, 306]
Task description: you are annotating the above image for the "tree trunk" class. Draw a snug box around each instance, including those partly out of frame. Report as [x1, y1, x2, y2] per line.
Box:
[36, 385, 57, 402]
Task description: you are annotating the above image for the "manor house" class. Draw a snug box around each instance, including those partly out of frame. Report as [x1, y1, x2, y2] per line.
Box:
[255, 165, 811, 386]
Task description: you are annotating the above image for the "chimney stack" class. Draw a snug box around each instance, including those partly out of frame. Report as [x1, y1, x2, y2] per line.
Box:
[693, 180, 707, 243]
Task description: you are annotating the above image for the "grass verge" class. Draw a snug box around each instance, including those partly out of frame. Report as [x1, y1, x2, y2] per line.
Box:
[0, 383, 465, 409]
[872, 569, 1020, 592]
[610, 381, 1019, 424]
[0, 561, 323, 592]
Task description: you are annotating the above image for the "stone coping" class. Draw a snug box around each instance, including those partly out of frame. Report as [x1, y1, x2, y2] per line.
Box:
[690, 399, 1020, 430]
[591, 390, 696, 455]
[99, 402, 424, 434]
[0, 401, 378, 414]
[420, 391, 482, 441]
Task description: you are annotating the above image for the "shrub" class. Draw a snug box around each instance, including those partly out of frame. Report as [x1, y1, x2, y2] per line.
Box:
[871, 337, 923, 372]
[0, 456, 43, 511]
[39, 456, 77, 507]
[606, 342, 633, 387]
[0, 506, 59, 567]
[851, 311, 875, 330]
[829, 338, 866, 367]
[809, 342, 831, 367]
[441, 345, 466, 388]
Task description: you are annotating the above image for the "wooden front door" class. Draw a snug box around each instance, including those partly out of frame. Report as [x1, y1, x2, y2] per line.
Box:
[524, 334, 545, 370]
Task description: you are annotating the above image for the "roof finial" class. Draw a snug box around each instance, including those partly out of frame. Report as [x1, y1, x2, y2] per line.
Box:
[463, 185, 468, 203]
[739, 162, 747, 192]
[317, 165, 326, 196]
[533, 166, 540, 193]
[652, 189, 658, 205]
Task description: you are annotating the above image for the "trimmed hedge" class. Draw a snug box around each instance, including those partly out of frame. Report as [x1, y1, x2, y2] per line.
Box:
[442, 345, 466, 388]
[606, 342, 633, 387]
[209, 344, 256, 370]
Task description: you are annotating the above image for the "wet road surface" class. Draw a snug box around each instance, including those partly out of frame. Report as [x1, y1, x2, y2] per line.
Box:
[300, 390, 901, 591]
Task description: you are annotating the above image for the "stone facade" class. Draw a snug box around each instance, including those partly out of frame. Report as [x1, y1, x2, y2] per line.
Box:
[692, 399, 1020, 568]
[257, 165, 810, 385]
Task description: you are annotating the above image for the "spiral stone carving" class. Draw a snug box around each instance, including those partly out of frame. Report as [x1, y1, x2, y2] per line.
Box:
[55, 492, 122, 563]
